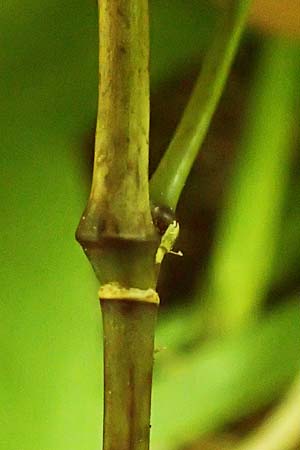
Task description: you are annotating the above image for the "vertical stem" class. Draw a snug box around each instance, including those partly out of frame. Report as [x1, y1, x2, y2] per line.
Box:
[88, 0, 152, 240]
[101, 300, 157, 450]
[98, 286, 159, 450]
[76, 2, 160, 450]
[76, 0, 157, 285]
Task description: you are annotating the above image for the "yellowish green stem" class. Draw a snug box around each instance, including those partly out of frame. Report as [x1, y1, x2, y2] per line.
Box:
[76, 1, 160, 450]
[150, 0, 251, 211]
[76, 0, 158, 287]
[101, 299, 157, 450]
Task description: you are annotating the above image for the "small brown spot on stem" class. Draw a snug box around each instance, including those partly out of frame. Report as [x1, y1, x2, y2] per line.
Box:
[119, 45, 127, 54]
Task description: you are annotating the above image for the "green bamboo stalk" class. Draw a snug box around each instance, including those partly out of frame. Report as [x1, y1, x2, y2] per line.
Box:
[76, 1, 160, 449]
[150, 0, 252, 211]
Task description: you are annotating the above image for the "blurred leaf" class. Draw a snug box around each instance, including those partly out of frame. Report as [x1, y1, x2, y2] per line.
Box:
[152, 298, 300, 450]
[234, 372, 300, 450]
[203, 37, 300, 332]
[273, 179, 300, 287]
[0, 2, 99, 450]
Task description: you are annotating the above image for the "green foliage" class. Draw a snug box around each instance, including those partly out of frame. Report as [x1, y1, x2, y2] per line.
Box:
[153, 299, 300, 450]
[1, 2, 300, 450]
[204, 37, 300, 332]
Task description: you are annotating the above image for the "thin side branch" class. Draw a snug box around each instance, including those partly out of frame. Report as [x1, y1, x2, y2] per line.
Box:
[150, 0, 251, 211]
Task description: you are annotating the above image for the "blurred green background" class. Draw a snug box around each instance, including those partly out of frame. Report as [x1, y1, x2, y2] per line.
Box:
[1, 1, 300, 450]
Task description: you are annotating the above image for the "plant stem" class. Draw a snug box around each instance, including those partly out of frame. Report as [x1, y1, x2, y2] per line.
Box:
[149, 0, 251, 211]
[76, 1, 160, 449]
[76, 0, 158, 287]
[101, 298, 157, 450]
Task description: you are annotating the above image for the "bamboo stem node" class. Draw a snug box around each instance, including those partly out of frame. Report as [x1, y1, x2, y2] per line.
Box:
[99, 283, 160, 305]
